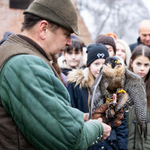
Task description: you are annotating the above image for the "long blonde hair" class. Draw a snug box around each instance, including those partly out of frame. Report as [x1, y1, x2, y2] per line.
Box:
[87, 69, 95, 107]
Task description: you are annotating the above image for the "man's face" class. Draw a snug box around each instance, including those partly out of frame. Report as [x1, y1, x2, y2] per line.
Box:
[44, 26, 72, 59]
[139, 27, 150, 46]
[63, 48, 83, 69]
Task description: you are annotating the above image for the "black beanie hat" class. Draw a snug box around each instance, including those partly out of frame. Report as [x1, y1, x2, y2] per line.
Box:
[86, 43, 109, 67]
[95, 35, 116, 54]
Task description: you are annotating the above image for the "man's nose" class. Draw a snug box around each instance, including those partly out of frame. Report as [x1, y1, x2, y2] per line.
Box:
[146, 36, 150, 41]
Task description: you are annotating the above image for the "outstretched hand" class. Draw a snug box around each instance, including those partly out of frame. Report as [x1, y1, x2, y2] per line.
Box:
[97, 118, 111, 141]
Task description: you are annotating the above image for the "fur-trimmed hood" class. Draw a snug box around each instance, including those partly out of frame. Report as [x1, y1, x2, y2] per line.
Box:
[66, 68, 89, 88]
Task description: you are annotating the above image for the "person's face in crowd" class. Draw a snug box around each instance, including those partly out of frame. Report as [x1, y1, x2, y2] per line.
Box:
[116, 42, 126, 61]
[64, 48, 83, 68]
[90, 59, 105, 78]
[139, 26, 150, 46]
[131, 55, 150, 80]
[105, 45, 114, 57]
[45, 26, 72, 57]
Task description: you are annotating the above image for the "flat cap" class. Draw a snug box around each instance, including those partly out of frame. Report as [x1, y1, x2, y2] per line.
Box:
[24, 0, 79, 35]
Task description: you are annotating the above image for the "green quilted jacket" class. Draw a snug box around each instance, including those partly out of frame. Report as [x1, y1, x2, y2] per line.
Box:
[0, 34, 104, 150]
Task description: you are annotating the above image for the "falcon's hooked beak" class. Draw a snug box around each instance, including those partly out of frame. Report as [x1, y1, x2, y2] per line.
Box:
[114, 60, 122, 67]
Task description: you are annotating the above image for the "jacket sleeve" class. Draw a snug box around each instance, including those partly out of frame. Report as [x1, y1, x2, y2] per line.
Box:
[116, 111, 128, 150]
[0, 55, 104, 150]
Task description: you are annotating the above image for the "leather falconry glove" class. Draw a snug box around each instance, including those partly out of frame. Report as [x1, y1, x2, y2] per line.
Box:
[92, 102, 124, 127]
[92, 102, 112, 122]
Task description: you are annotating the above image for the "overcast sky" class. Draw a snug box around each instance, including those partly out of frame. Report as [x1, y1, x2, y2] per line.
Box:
[80, 0, 150, 43]
[142, 0, 150, 10]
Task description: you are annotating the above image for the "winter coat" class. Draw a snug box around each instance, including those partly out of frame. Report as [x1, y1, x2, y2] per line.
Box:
[129, 37, 150, 53]
[67, 68, 128, 150]
[0, 34, 104, 150]
[126, 106, 150, 150]
[67, 68, 89, 113]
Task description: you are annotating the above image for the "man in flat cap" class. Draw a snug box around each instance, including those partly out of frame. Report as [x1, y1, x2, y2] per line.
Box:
[0, 0, 110, 150]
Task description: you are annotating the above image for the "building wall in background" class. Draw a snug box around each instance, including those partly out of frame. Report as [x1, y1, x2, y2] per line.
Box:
[0, 0, 24, 39]
[0, 0, 92, 46]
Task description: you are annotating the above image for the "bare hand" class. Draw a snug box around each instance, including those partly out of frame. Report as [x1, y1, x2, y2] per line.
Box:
[97, 118, 111, 141]
[83, 113, 89, 122]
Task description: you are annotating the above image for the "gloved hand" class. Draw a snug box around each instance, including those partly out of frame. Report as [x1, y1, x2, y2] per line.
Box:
[113, 106, 124, 127]
[92, 102, 111, 122]
[92, 102, 124, 127]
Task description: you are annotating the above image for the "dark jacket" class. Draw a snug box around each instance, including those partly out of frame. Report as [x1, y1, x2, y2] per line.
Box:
[67, 68, 128, 150]
[129, 37, 150, 53]
[67, 82, 89, 112]
[61, 68, 72, 76]
[67, 68, 89, 113]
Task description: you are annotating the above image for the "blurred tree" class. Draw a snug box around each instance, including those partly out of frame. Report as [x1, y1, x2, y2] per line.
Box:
[76, 0, 150, 44]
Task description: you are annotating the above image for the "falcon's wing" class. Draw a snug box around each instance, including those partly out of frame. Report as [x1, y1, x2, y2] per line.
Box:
[124, 69, 147, 137]
[89, 67, 105, 119]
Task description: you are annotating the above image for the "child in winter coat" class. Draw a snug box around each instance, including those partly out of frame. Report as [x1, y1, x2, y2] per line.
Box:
[127, 44, 150, 150]
[67, 43, 128, 150]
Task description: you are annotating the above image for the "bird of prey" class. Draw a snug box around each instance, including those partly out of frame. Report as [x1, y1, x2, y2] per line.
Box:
[89, 56, 147, 138]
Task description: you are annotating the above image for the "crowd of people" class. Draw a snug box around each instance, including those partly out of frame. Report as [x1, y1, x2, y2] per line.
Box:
[0, 0, 150, 150]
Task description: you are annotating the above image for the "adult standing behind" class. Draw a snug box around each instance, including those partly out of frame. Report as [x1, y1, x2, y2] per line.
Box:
[130, 20, 150, 52]
[96, 35, 116, 57]
[127, 44, 150, 150]
[0, 0, 111, 150]
[116, 39, 131, 67]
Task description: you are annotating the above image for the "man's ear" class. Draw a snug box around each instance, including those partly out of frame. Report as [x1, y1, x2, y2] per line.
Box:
[39, 20, 49, 40]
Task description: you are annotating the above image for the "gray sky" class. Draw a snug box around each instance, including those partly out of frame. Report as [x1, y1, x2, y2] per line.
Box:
[80, 0, 150, 44]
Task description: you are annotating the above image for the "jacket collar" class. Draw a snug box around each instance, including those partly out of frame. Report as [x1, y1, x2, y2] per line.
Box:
[17, 34, 49, 60]
[137, 37, 150, 48]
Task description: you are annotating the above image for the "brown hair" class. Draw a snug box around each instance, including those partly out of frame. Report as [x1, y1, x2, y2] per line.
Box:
[21, 13, 59, 32]
[128, 44, 150, 110]
[51, 54, 65, 85]
[64, 39, 83, 54]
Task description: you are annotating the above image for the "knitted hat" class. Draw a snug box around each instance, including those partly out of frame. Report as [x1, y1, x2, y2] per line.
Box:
[23, 0, 79, 35]
[86, 43, 109, 67]
[96, 35, 116, 54]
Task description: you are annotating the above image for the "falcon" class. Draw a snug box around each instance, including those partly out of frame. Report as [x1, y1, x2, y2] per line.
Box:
[89, 56, 147, 138]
